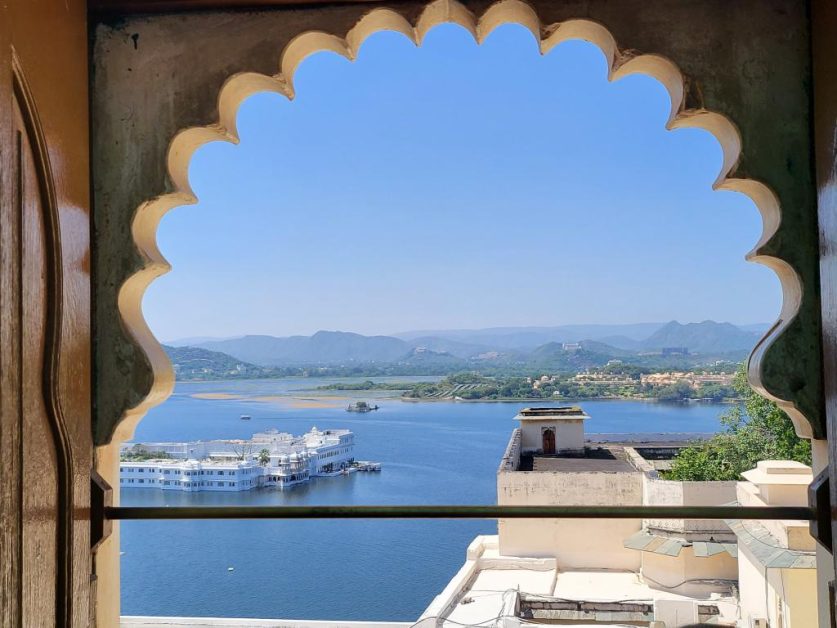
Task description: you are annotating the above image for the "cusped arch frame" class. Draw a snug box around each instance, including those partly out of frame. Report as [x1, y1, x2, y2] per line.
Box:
[116, 0, 814, 444]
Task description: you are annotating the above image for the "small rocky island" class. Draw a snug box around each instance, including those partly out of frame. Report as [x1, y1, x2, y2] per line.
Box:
[346, 401, 379, 413]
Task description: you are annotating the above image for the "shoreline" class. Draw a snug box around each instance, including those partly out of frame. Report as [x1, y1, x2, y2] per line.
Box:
[178, 377, 740, 407]
[188, 390, 740, 406]
[398, 396, 741, 404]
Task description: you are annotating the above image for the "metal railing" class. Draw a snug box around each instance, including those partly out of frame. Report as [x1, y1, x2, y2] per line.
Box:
[105, 504, 815, 520]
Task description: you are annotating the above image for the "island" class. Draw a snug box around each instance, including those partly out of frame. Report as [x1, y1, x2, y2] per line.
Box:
[315, 365, 740, 403]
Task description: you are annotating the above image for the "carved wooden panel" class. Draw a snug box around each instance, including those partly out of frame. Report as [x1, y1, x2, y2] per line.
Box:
[0, 56, 75, 628]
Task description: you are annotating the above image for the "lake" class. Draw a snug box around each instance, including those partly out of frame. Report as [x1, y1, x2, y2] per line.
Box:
[121, 378, 729, 620]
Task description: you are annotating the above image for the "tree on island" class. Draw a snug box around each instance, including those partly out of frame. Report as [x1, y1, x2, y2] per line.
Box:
[258, 448, 271, 467]
[120, 444, 173, 462]
[665, 367, 811, 481]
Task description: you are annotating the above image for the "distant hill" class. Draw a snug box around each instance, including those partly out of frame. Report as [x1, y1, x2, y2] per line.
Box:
[408, 336, 495, 359]
[640, 320, 761, 354]
[595, 335, 643, 351]
[527, 340, 629, 369]
[197, 330, 410, 366]
[576, 339, 637, 357]
[401, 347, 467, 366]
[181, 321, 764, 369]
[394, 323, 669, 349]
[165, 335, 242, 347]
[164, 345, 272, 379]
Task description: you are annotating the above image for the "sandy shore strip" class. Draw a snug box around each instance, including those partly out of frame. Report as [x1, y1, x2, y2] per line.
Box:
[252, 395, 349, 409]
[190, 392, 243, 400]
[188, 392, 351, 408]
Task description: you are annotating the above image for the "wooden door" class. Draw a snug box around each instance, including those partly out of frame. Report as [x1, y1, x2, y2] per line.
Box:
[542, 429, 556, 455]
[0, 1, 93, 626]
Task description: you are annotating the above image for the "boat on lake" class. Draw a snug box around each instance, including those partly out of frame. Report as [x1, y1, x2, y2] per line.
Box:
[346, 401, 379, 413]
[240, 414, 251, 420]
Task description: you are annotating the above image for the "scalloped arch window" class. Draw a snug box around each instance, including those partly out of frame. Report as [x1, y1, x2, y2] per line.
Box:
[118, 2, 801, 442]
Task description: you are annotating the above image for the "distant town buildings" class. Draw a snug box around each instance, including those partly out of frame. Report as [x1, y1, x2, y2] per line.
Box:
[640, 371, 735, 388]
[572, 371, 637, 386]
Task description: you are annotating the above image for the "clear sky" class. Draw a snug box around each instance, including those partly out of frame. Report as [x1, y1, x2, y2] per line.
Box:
[143, 23, 781, 342]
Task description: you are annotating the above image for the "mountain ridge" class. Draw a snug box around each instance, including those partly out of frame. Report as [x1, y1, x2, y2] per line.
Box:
[185, 320, 765, 367]
[640, 320, 760, 353]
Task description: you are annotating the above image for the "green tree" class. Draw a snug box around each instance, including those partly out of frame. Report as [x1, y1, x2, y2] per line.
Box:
[654, 381, 694, 401]
[665, 367, 811, 481]
[258, 448, 271, 467]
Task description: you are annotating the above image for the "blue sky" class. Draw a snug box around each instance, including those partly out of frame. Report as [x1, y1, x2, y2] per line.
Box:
[144, 24, 781, 342]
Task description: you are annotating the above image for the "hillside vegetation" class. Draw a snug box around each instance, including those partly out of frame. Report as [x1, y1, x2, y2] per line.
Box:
[665, 368, 811, 481]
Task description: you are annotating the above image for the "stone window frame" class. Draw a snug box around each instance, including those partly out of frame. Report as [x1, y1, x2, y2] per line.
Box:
[89, 3, 823, 622]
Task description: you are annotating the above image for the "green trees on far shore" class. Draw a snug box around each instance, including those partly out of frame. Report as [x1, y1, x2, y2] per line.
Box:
[120, 445, 173, 462]
[665, 368, 811, 481]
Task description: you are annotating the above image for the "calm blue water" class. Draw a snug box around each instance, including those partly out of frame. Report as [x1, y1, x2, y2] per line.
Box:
[121, 379, 728, 620]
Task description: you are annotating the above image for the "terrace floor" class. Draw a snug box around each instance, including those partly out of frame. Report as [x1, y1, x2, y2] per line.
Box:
[519, 447, 637, 473]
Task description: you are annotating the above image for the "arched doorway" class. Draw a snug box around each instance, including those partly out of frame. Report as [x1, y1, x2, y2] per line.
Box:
[542, 428, 556, 455]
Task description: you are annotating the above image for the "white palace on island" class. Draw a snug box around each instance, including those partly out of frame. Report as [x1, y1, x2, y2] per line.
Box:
[119, 427, 379, 491]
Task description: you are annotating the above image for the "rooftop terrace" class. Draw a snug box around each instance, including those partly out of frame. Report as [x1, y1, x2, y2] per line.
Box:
[517, 445, 637, 473]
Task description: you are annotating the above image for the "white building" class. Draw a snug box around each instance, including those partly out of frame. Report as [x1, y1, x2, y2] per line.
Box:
[515, 406, 588, 454]
[424, 407, 817, 627]
[733, 460, 817, 628]
[120, 458, 263, 491]
[120, 427, 364, 491]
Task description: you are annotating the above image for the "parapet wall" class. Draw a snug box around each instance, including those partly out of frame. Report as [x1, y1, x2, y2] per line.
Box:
[497, 461, 642, 570]
[498, 428, 522, 473]
[643, 476, 737, 535]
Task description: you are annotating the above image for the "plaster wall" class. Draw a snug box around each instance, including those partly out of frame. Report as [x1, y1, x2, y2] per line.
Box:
[519, 419, 583, 453]
[640, 547, 737, 598]
[737, 480, 815, 551]
[497, 469, 642, 569]
[738, 544, 818, 628]
[761, 483, 810, 507]
[643, 477, 736, 534]
[737, 544, 774, 628]
[811, 440, 833, 628]
[782, 567, 820, 628]
[497, 468, 643, 507]
[497, 518, 640, 571]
